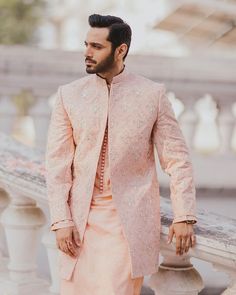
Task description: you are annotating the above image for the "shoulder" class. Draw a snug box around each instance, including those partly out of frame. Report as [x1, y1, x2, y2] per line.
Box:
[56, 75, 94, 107]
[127, 72, 166, 102]
[128, 72, 165, 93]
[59, 75, 93, 97]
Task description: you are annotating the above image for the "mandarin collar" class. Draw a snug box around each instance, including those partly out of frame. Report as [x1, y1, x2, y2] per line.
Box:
[95, 65, 128, 85]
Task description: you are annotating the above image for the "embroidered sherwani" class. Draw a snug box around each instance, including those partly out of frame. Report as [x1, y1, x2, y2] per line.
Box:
[56, 116, 144, 294]
[45, 66, 197, 289]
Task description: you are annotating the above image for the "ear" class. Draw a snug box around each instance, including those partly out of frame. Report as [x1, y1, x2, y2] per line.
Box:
[116, 43, 128, 60]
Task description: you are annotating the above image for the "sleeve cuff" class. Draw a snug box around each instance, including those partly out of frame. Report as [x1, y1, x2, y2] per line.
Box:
[51, 219, 75, 231]
[172, 215, 197, 224]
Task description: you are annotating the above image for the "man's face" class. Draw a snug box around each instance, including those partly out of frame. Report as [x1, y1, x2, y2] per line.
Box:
[84, 27, 116, 74]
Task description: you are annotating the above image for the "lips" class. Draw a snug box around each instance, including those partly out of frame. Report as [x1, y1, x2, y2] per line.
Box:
[85, 59, 96, 65]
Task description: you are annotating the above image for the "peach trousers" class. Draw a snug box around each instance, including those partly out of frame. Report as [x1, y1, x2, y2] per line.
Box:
[60, 194, 144, 295]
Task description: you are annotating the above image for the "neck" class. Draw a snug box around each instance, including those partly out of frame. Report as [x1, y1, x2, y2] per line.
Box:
[97, 63, 125, 85]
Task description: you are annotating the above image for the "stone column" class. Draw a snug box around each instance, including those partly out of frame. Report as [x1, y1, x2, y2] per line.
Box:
[0, 188, 10, 271]
[29, 97, 51, 150]
[179, 101, 197, 150]
[218, 104, 235, 154]
[0, 95, 18, 135]
[0, 188, 49, 294]
[148, 248, 204, 295]
[42, 229, 60, 294]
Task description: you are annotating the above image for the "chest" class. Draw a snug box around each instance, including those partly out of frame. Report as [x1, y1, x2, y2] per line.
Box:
[66, 83, 158, 144]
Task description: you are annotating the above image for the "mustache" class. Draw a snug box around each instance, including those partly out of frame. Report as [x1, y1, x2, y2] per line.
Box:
[85, 58, 96, 64]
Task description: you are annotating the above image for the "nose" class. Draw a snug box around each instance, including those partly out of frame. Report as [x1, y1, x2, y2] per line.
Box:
[84, 46, 93, 58]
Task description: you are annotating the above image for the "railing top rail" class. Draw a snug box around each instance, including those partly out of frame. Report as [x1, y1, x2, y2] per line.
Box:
[0, 45, 235, 83]
[161, 198, 236, 255]
[1, 46, 236, 100]
[0, 133, 45, 198]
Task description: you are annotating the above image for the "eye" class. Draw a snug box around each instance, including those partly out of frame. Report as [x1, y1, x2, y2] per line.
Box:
[93, 44, 102, 49]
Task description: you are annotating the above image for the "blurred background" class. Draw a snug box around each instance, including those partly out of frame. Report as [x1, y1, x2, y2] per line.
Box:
[1, 0, 236, 149]
[0, 1, 235, 294]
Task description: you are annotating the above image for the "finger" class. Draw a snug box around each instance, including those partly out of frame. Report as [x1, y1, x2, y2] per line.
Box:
[65, 243, 76, 257]
[176, 236, 182, 255]
[72, 229, 81, 247]
[185, 236, 191, 253]
[167, 226, 174, 244]
[59, 240, 69, 255]
[59, 239, 75, 257]
[180, 236, 187, 255]
[66, 240, 79, 257]
[190, 234, 196, 247]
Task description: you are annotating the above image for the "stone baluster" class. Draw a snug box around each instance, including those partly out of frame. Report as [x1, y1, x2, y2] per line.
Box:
[29, 96, 51, 150]
[42, 229, 60, 294]
[0, 187, 48, 294]
[218, 104, 235, 154]
[148, 247, 204, 295]
[0, 95, 18, 135]
[0, 188, 10, 270]
[179, 100, 197, 150]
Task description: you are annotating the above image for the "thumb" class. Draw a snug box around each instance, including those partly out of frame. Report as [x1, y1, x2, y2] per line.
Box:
[167, 225, 174, 244]
[72, 227, 81, 247]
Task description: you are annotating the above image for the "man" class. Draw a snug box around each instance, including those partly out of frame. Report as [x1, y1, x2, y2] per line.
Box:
[45, 14, 197, 295]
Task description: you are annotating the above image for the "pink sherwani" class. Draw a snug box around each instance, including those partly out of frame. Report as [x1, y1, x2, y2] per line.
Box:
[57, 116, 144, 294]
[45, 66, 197, 285]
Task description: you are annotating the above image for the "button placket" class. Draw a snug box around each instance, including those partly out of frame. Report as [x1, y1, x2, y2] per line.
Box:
[99, 123, 108, 194]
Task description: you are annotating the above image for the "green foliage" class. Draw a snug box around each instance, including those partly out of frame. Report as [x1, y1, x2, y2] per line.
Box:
[0, 0, 45, 44]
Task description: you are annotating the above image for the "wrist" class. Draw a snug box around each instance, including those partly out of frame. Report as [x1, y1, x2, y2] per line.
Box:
[175, 220, 196, 225]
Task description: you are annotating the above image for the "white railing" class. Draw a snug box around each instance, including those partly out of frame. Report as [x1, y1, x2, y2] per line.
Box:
[0, 133, 236, 295]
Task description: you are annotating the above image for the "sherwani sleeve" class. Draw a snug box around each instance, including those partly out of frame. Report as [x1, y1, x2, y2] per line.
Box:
[50, 220, 75, 231]
[152, 84, 197, 224]
[45, 86, 76, 231]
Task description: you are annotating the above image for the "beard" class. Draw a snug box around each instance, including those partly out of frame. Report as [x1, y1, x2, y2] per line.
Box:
[85, 50, 115, 74]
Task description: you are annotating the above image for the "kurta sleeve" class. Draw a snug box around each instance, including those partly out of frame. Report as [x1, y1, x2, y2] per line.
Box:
[152, 84, 197, 224]
[45, 86, 75, 231]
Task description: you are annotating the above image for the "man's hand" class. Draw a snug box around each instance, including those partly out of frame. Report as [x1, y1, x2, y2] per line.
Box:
[167, 222, 196, 255]
[55, 226, 81, 258]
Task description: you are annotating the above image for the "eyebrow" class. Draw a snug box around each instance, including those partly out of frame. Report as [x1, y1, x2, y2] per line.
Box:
[84, 41, 104, 47]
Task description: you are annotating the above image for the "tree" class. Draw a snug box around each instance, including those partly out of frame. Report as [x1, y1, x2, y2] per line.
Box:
[0, 0, 45, 45]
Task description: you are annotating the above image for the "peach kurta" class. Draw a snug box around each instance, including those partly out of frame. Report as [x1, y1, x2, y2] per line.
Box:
[45, 66, 197, 282]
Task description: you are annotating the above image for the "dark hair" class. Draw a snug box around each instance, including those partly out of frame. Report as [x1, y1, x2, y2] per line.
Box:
[88, 14, 132, 60]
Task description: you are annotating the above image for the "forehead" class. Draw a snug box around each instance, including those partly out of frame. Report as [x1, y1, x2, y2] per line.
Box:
[85, 27, 110, 44]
